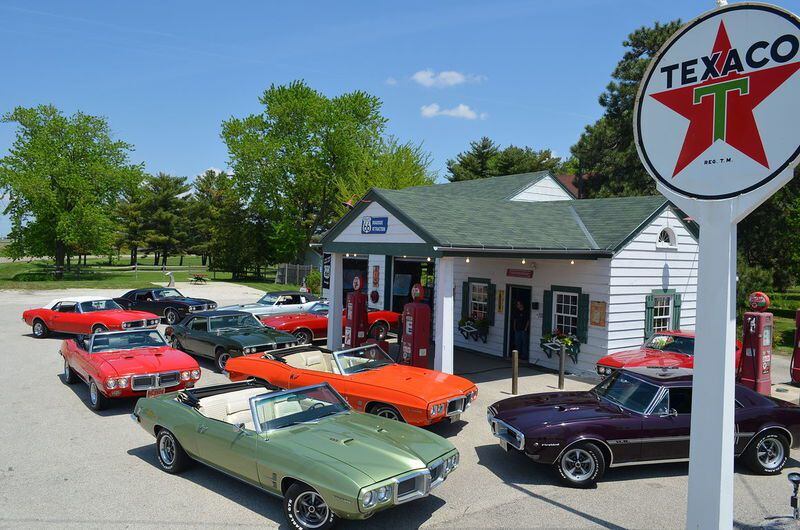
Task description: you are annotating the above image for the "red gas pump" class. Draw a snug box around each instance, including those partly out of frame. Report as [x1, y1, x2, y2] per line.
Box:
[791, 309, 800, 384]
[740, 292, 773, 396]
[343, 276, 368, 349]
[400, 284, 431, 368]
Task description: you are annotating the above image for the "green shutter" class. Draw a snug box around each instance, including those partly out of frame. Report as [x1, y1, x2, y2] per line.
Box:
[644, 294, 655, 339]
[542, 290, 553, 336]
[461, 282, 469, 319]
[672, 293, 682, 330]
[488, 283, 496, 325]
[577, 293, 589, 343]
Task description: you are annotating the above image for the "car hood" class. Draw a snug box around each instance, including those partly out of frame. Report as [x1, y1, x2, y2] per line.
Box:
[275, 411, 453, 483]
[597, 348, 691, 369]
[349, 364, 476, 403]
[218, 302, 268, 312]
[89, 309, 159, 323]
[97, 346, 197, 376]
[164, 297, 215, 306]
[262, 312, 320, 327]
[491, 391, 627, 432]
[215, 328, 295, 346]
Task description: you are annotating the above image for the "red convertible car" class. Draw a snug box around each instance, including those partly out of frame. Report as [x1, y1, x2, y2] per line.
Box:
[595, 330, 743, 377]
[23, 296, 159, 338]
[259, 301, 400, 345]
[60, 329, 201, 410]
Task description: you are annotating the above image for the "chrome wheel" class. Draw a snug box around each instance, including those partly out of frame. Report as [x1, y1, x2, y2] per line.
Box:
[217, 352, 230, 371]
[92, 325, 107, 334]
[757, 437, 785, 470]
[292, 490, 329, 529]
[159, 434, 176, 466]
[165, 309, 179, 325]
[294, 330, 312, 345]
[374, 406, 402, 421]
[561, 448, 596, 482]
[33, 321, 45, 337]
[89, 382, 98, 406]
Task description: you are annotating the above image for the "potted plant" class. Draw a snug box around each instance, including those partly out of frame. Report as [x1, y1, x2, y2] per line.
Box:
[540, 328, 581, 362]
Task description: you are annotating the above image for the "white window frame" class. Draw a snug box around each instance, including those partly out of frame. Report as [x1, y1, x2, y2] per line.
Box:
[553, 291, 579, 336]
[652, 294, 673, 332]
[469, 282, 489, 321]
[656, 227, 678, 250]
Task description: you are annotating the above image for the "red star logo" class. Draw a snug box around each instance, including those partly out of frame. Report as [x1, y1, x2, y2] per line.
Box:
[650, 21, 800, 177]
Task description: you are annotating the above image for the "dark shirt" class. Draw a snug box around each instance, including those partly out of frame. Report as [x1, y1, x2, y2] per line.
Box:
[512, 307, 529, 331]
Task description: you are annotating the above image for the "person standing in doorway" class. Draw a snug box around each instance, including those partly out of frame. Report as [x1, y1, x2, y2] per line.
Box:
[512, 299, 530, 360]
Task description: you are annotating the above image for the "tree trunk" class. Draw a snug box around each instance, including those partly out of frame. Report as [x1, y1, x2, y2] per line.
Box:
[130, 247, 137, 266]
[179, 255, 184, 266]
[54, 241, 66, 279]
[162, 252, 168, 267]
[201, 254, 207, 266]
[153, 252, 159, 266]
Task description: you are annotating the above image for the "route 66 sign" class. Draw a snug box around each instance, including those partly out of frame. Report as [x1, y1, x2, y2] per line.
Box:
[634, 3, 800, 199]
[360, 216, 388, 234]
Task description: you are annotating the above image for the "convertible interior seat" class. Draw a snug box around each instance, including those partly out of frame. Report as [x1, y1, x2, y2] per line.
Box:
[197, 387, 265, 430]
[283, 351, 339, 374]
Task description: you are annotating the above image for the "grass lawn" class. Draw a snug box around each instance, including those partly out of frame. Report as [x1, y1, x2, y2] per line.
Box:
[766, 287, 799, 356]
[0, 259, 299, 293]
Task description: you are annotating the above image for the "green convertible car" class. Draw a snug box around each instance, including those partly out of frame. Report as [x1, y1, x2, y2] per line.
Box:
[166, 310, 297, 372]
[132, 380, 459, 529]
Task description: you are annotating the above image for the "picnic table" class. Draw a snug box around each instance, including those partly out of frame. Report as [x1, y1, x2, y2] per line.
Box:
[189, 274, 208, 285]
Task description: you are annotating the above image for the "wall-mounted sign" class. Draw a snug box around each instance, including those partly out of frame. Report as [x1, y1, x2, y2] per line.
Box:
[370, 290, 380, 304]
[372, 265, 380, 287]
[506, 268, 533, 278]
[590, 301, 607, 327]
[322, 253, 331, 290]
[634, 4, 800, 200]
[497, 289, 505, 314]
[361, 216, 388, 234]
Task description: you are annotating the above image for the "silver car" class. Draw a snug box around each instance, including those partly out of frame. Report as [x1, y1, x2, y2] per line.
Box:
[219, 291, 321, 317]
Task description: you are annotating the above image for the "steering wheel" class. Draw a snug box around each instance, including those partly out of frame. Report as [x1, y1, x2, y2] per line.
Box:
[309, 402, 325, 411]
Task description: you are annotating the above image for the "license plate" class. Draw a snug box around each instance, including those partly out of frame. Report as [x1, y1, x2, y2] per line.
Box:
[499, 439, 508, 452]
[449, 414, 461, 423]
[146, 388, 165, 398]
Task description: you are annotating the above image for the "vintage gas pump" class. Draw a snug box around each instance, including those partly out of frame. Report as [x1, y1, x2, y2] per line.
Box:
[791, 309, 800, 384]
[343, 276, 368, 349]
[740, 292, 773, 396]
[400, 283, 431, 368]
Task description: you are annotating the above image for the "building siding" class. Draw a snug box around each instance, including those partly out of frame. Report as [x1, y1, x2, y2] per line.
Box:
[333, 202, 425, 244]
[607, 207, 699, 353]
[509, 175, 573, 202]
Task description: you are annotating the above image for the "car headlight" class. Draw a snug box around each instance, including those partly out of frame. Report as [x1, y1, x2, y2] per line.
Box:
[361, 489, 375, 508]
[181, 371, 190, 381]
[191, 369, 200, 379]
[106, 378, 117, 389]
[117, 377, 129, 388]
[430, 403, 445, 416]
[360, 483, 393, 510]
[209, 303, 217, 309]
[148, 319, 159, 326]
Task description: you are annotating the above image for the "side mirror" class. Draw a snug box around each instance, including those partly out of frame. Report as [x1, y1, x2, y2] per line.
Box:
[233, 422, 246, 433]
[660, 408, 678, 418]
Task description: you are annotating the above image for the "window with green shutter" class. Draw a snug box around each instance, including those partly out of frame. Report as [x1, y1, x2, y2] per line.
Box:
[645, 289, 680, 339]
[542, 285, 589, 343]
[460, 277, 496, 325]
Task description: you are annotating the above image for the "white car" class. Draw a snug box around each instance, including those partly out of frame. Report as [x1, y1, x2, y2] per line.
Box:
[219, 291, 322, 317]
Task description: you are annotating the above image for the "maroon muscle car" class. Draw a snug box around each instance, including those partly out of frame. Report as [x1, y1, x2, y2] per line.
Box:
[487, 367, 800, 488]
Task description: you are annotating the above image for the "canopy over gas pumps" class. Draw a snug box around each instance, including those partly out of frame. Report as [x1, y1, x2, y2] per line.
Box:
[633, 3, 800, 528]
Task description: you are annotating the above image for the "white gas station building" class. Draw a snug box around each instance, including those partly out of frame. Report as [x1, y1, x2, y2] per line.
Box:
[321, 171, 700, 376]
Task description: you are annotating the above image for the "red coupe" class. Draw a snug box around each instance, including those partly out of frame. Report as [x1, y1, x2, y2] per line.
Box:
[60, 329, 201, 410]
[595, 330, 743, 377]
[23, 296, 159, 338]
[259, 301, 400, 345]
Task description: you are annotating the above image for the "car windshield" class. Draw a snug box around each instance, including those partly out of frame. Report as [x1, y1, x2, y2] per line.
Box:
[79, 299, 122, 312]
[252, 385, 349, 431]
[334, 344, 395, 375]
[258, 293, 280, 305]
[309, 302, 329, 315]
[90, 330, 166, 353]
[209, 314, 263, 331]
[154, 288, 183, 299]
[593, 371, 661, 414]
[645, 334, 695, 355]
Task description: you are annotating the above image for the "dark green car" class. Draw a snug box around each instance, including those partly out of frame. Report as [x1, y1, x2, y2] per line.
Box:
[166, 310, 296, 372]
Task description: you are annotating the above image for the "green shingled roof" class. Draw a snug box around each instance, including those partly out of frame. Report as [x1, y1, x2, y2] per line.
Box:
[323, 172, 678, 255]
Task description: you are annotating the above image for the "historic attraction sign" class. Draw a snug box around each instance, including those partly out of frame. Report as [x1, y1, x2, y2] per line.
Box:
[635, 3, 800, 199]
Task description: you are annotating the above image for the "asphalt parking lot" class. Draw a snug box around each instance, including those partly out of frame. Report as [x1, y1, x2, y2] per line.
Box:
[2, 283, 799, 529]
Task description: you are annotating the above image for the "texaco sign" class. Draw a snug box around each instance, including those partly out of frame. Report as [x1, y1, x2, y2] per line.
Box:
[635, 3, 800, 199]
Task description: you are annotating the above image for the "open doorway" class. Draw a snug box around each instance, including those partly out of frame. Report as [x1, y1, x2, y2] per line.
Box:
[505, 285, 532, 361]
[391, 258, 435, 313]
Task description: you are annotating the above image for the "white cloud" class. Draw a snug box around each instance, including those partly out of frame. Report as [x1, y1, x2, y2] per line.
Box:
[420, 103, 486, 120]
[411, 69, 485, 88]
[385, 77, 397, 86]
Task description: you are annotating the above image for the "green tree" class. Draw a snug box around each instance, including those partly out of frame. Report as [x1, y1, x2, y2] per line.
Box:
[570, 21, 683, 197]
[446, 137, 563, 182]
[0, 105, 142, 276]
[116, 184, 148, 265]
[222, 80, 428, 262]
[142, 173, 190, 266]
[187, 169, 229, 266]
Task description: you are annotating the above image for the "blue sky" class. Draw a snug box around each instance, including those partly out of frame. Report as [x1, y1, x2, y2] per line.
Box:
[1, 0, 799, 236]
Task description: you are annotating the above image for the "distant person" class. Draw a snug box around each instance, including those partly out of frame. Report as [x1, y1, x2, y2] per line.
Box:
[512, 299, 530, 359]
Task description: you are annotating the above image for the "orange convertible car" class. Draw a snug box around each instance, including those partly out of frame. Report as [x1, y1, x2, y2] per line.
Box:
[225, 343, 478, 426]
